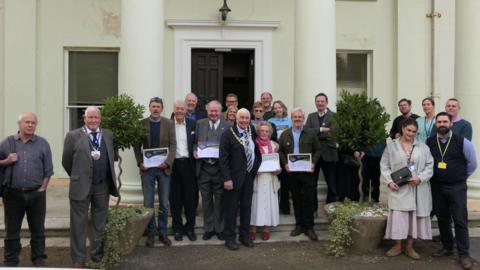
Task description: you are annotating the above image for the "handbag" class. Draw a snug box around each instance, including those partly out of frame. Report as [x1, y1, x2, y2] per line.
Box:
[390, 145, 415, 187]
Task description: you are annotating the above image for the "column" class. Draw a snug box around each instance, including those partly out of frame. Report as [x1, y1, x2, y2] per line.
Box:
[294, 0, 336, 202]
[118, 0, 164, 203]
[455, 0, 480, 199]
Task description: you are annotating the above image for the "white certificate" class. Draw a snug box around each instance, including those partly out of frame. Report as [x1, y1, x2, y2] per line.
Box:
[258, 153, 281, 173]
[197, 143, 220, 158]
[288, 153, 312, 172]
[143, 148, 169, 168]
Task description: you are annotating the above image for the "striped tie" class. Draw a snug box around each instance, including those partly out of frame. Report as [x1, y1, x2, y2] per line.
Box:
[244, 133, 254, 172]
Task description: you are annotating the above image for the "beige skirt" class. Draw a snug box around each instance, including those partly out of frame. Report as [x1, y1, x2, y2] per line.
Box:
[384, 210, 432, 240]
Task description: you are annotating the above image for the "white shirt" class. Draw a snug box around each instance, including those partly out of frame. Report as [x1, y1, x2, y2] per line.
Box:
[175, 119, 189, 158]
[209, 120, 220, 130]
[84, 127, 102, 147]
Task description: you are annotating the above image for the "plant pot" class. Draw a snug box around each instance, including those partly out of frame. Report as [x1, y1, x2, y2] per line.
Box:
[349, 215, 387, 252]
[118, 208, 153, 255]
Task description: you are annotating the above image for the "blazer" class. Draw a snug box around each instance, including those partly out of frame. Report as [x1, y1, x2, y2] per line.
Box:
[278, 127, 321, 168]
[305, 109, 339, 162]
[219, 125, 262, 190]
[194, 118, 231, 176]
[62, 128, 119, 200]
[172, 117, 196, 167]
[134, 116, 177, 175]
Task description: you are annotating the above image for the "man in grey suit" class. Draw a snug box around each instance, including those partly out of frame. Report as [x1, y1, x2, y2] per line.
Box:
[194, 100, 231, 241]
[62, 106, 118, 268]
[305, 93, 339, 204]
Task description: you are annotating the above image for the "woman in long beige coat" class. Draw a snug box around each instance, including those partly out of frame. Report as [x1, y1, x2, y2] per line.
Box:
[380, 118, 434, 259]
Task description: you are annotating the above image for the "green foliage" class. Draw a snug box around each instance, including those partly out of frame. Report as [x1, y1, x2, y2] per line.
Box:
[331, 90, 390, 151]
[101, 94, 146, 151]
[90, 206, 149, 270]
[326, 199, 361, 257]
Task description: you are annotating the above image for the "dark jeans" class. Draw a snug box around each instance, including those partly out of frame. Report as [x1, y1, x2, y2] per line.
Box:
[278, 171, 291, 214]
[361, 155, 381, 202]
[223, 173, 254, 241]
[141, 168, 171, 236]
[432, 182, 470, 257]
[337, 162, 360, 202]
[289, 172, 316, 229]
[2, 187, 46, 265]
[170, 158, 197, 233]
[314, 158, 337, 204]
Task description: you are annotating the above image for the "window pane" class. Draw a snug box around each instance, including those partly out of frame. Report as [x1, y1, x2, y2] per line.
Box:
[69, 107, 86, 131]
[336, 53, 367, 94]
[68, 51, 118, 105]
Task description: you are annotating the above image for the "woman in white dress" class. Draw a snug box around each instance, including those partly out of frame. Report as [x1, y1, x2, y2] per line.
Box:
[380, 118, 434, 259]
[250, 121, 281, 241]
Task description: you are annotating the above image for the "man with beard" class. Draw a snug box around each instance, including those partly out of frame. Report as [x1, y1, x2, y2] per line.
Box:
[426, 112, 477, 270]
[389, 98, 420, 139]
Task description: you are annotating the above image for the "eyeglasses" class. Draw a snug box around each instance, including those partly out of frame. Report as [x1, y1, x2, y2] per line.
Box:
[254, 109, 264, 113]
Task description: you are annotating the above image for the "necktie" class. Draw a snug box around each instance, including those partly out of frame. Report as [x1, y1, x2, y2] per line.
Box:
[91, 132, 99, 148]
[244, 132, 254, 172]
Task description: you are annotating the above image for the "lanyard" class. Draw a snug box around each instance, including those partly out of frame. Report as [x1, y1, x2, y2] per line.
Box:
[83, 127, 101, 151]
[424, 117, 434, 138]
[436, 135, 452, 162]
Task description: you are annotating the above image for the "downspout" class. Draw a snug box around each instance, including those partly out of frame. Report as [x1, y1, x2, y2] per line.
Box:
[427, 0, 441, 100]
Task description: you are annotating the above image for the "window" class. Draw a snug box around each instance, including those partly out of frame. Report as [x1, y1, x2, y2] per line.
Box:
[336, 52, 370, 96]
[65, 50, 118, 131]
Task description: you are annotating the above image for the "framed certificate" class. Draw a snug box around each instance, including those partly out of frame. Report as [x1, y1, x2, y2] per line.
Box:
[143, 148, 169, 168]
[197, 142, 220, 158]
[287, 153, 312, 172]
[258, 153, 281, 173]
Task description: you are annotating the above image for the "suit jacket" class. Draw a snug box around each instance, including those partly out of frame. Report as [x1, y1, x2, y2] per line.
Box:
[194, 118, 231, 176]
[278, 127, 321, 168]
[305, 109, 339, 162]
[62, 128, 119, 200]
[172, 118, 196, 168]
[219, 125, 262, 190]
[134, 116, 177, 175]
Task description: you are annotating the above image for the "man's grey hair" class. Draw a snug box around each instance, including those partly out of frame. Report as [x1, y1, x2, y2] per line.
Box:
[174, 100, 186, 108]
[236, 108, 251, 118]
[185, 92, 198, 102]
[206, 100, 222, 111]
[290, 107, 305, 117]
[84, 106, 101, 117]
[17, 112, 37, 124]
[260, 91, 273, 99]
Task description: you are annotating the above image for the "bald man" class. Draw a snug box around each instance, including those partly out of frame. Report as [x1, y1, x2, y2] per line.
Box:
[0, 112, 53, 267]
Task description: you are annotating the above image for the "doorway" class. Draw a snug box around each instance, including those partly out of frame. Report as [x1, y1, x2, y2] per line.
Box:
[191, 48, 255, 112]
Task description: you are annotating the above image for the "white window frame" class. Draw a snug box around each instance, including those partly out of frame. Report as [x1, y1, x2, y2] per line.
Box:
[336, 50, 373, 97]
[63, 47, 119, 135]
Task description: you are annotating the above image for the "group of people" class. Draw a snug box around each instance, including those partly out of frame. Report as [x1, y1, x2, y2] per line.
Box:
[0, 92, 477, 269]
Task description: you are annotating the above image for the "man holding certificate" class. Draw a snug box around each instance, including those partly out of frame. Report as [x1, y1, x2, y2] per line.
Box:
[278, 108, 321, 241]
[194, 100, 231, 241]
[134, 97, 176, 247]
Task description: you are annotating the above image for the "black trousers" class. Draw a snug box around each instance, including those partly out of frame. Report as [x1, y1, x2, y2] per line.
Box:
[361, 155, 381, 202]
[314, 158, 337, 204]
[278, 171, 291, 214]
[431, 182, 470, 257]
[2, 187, 47, 265]
[223, 173, 254, 241]
[289, 172, 316, 229]
[170, 158, 197, 233]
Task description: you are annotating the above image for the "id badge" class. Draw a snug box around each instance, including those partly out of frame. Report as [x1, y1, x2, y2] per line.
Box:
[438, 162, 447, 169]
[408, 162, 416, 173]
[91, 150, 101, 160]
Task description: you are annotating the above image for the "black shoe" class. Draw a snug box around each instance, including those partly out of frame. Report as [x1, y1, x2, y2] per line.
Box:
[432, 234, 441, 242]
[145, 235, 155, 247]
[225, 240, 239, 251]
[290, 226, 304, 237]
[239, 238, 254, 248]
[33, 258, 46, 267]
[304, 229, 318, 241]
[460, 257, 473, 270]
[174, 232, 183, 241]
[158, 234, 172, 246]
[186, 231, 197, 241]
[202, 231, 216, 240]
[217, 232, 225, 241]
[432, 248, 453, 257]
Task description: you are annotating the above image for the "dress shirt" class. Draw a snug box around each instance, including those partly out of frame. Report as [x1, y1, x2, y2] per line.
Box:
[317, 109, 328, 118]
[209, 120, 220, 130]
[292, 126, 303, 154]
[85, 127, 102, 147]
[175, 119, 189, 158]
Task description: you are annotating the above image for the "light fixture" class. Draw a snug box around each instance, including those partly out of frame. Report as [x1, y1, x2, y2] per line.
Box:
[219, 0, 231, 22]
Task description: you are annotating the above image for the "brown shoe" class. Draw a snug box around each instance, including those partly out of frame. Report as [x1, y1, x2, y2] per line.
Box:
[159, 234, 172, 246]
[304, 229, 318, 241]
[145, 235, 155, 247]
[33, 258, 46, 267]
[432, 248, 453, 257]
[72, 261, 86, 268]
[290, 226, 304, 237]
[385, 246, 402, 257]
[405, 248, 420, 260]
[460, 257, 473, 270]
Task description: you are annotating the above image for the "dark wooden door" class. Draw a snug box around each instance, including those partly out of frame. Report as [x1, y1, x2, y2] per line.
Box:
[191, 50, 223, 112]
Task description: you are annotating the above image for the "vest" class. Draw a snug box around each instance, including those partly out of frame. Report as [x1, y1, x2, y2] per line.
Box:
[426, 133, 467, 184]
[92, 139, 110, 185]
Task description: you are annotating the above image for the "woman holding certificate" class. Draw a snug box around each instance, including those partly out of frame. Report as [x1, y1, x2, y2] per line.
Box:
[380, 118, 434, 259]
[250, 122, 281, 241]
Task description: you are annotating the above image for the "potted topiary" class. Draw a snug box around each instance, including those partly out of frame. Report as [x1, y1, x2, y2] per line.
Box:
[91, 93, 152, 270]
[326, 90, 390, 256]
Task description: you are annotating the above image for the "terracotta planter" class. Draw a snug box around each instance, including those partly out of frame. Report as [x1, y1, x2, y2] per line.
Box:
[350, 215, 387, 252]
[118, 208, 154, 255]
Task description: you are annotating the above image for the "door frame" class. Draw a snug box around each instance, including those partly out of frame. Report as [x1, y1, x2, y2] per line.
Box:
[167, 20, 279, 103]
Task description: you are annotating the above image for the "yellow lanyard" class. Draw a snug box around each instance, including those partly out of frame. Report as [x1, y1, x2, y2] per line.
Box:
[436, 135, 452, 162]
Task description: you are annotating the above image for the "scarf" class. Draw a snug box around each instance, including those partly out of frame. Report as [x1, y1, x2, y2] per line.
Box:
[256, 137, 273, 154]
